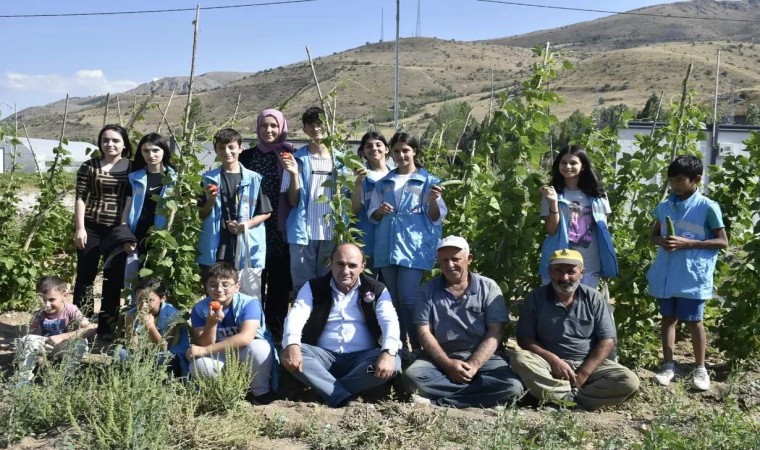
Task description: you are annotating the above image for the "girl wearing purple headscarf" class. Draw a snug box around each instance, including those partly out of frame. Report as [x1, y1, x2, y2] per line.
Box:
[239, 109, 295, 341]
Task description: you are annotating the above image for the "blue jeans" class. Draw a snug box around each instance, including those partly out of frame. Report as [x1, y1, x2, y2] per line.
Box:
[290, 240, 334, 294]
[402, 352, 525, 408]
[379, 265, 424, 350]
[290, 344, 401, 407]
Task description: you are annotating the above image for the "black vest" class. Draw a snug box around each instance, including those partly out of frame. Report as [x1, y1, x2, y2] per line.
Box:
[301, 273, 387, 347]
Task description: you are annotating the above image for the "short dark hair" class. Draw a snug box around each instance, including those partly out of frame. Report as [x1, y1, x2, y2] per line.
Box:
[134, 277, 167, 298]
[667, 155, 703, 180]
[302, 106, 324, 125]
[98, 124, 133, 159]
[358, 131, 389, 159]
[213, 128, 242, 147]
[205, 262, 238, 283]
[330, 242, 363, 261]
[36, 276, 67, 294]
[133, 133, 174, 172]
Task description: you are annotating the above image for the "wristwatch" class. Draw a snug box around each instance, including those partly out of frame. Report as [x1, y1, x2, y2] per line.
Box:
[382, 347, 398, 356]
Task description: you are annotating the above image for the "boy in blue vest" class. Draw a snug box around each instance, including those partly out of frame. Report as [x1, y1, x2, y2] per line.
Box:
[647, 155, 728, 391]
[198, 128, 272, 280]
[280, 107, 346, 294]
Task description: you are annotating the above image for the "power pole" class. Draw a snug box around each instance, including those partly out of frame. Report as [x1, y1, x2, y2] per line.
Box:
[394, 0, 400, 129]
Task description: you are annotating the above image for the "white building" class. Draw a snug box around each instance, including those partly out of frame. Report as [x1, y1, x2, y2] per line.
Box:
[617, 121, 758, 187]
[0, 137, 97, 173]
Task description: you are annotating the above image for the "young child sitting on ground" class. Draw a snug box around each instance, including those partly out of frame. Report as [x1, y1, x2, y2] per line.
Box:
[187, 262, 275, 402]
[120, 277, 191, 377]
[15, 276, 96, 384]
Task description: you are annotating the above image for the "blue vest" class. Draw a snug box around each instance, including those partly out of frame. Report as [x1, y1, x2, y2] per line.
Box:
[372, 168, 443, 270]
[126, 167, 176, 233]
[356, 172, 381, 260]
[647, 192, 719, 299]
[538, 193, 618, 278]
[196, 166, 266, 268]
[285, 146, 348, 245]
[127, 301, 191, 376]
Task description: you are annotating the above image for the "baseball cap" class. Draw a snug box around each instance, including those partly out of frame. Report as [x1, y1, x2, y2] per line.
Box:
[436, 236, 469, 252]
[549, 249, 584, 266]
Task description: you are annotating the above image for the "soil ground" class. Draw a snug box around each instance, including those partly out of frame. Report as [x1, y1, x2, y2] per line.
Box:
[3, 304, 759, 449]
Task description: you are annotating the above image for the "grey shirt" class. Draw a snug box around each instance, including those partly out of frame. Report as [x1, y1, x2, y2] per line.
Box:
[516, 283, 616, 361]
[415, 272, 509, 354]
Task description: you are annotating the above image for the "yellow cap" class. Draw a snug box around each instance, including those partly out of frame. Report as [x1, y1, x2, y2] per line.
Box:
[549, 249, 584, 266]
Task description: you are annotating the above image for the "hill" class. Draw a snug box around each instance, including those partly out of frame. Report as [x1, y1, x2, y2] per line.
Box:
[491, 0, 760, 50]
[6, 0, 760, 142]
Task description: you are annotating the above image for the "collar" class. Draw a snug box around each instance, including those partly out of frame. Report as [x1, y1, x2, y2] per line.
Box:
[330, 277, 361, 296]
[668, 190, 701, 209]
[439, 271, 479, 298]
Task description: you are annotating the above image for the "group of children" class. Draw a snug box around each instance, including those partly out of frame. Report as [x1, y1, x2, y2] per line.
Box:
[15, 106, 727, 398]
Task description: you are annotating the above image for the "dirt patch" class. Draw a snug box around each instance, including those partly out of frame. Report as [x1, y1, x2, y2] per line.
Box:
[2, 308, 758, 448]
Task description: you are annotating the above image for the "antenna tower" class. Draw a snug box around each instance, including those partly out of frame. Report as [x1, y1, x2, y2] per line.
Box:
[416, 0, 422, 37]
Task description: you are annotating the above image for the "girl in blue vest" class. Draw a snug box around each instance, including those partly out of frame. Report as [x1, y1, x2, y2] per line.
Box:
[122, 133, 175, 262]
[369, 132, 447, 350]
[538, 145, 618, 288]
[351, 131, 390, 275]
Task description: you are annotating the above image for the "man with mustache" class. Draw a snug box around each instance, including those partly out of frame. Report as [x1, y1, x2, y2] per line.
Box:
[511, 249, 639, 409]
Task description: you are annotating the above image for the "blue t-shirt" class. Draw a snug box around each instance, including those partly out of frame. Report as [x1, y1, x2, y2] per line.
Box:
[190, 293, 266, 342]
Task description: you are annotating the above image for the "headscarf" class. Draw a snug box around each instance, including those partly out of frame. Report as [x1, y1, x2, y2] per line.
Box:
[255, 108, 292, 153]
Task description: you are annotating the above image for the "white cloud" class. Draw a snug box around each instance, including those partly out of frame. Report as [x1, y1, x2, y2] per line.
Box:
[0, 70, 139, 103]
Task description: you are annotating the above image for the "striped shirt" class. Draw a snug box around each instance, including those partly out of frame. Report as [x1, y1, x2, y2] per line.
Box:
[281, 154, 335, 241]
[75, 158, 131, 226]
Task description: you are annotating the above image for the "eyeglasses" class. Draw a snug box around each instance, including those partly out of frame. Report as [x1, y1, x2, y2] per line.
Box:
[207, 282, 237, 291]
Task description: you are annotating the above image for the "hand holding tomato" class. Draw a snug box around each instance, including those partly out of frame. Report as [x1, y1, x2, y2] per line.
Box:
[205, 183, 219, 200]
[279, 151, 298, 175]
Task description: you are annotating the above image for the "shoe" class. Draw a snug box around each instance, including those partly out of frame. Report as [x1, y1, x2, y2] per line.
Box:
[410, 393, 432, 406]
[692, 367, 711, 391]
[654, 363, 675, 386]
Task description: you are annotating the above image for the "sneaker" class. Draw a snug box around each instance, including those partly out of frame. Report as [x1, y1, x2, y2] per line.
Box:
[654, 363, 676, 386]
[692, 367, 711, 391]
[410, 393, 432, 406]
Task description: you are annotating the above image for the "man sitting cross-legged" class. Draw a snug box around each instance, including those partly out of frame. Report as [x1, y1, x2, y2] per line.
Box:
[280, 242, 402, 407]
[402, 236, 525, 408]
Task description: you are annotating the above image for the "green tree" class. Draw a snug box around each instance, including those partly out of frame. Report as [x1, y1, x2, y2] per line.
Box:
[637, 93, 661, 120]
[421, 102, 474, 151]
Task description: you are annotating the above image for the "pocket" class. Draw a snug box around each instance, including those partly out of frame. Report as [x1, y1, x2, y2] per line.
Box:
[465, 304, 486, 336]
[569, 319, 593, 338]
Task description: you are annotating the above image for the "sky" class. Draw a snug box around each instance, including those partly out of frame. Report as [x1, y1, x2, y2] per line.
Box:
[0, 0, 681, 119]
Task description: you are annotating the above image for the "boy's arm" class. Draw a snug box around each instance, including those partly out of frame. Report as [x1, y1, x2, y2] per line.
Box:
[199, 192, 217, 220]
[663, 227, 728, 251]
[47, 318, 95, 346]
[192, 319, 258, 357]
[281, 159, 301, 207]
[650, 220, 666, 246]
[244, 189, 272, 230]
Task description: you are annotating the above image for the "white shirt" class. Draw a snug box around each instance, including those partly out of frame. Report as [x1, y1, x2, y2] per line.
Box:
[367, 173, 447, 224]
[280, 154, 334, 240]
[283, 278, 401, 353]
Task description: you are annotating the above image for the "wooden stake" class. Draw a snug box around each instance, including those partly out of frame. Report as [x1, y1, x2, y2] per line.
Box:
[157, 90, 175, 133]
[305, 46, 334, 135]
[102, 93, 110, 128]
[116, 96, 123, 126]
[183, 5, 201, 136]
[20, 120, 43, 179]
